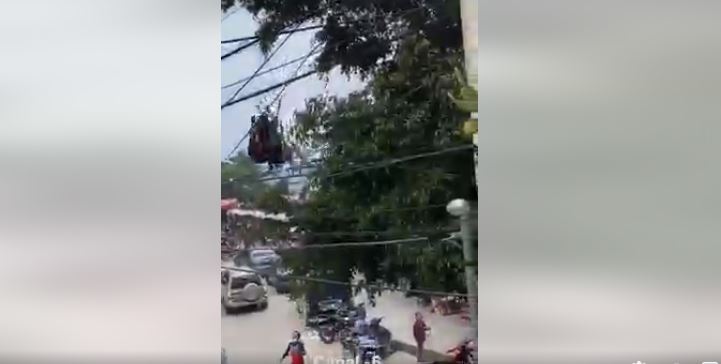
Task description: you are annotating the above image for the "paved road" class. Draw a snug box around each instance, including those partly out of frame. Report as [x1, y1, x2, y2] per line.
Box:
[222, 287, 416, 364]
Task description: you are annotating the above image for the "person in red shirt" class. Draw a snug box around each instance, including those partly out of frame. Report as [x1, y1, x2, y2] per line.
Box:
[280, 330, 306, 364]
[413, 312, 430, 362]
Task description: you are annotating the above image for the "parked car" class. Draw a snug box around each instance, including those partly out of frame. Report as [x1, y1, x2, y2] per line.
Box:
[267, 266, 292, 294]
[247, 249, 282, 277]
[221, 267, 268, 314]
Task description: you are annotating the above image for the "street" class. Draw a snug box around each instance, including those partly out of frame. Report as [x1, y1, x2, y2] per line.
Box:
[222, 286, 416, 364]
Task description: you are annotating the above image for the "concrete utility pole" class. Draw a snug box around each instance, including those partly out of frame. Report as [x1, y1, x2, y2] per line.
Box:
[458, 0, 479, 354]
[459, 0, 479, 185]
[446, 199, 478, 344]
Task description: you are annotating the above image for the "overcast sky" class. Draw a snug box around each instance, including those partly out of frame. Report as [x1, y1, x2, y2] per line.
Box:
[220, 8, 365, 160]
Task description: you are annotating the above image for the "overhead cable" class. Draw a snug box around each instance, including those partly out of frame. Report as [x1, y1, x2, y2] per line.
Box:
[223, 27, 299, 106]
[221, 39, 260, 60]
[221, 70, 318, 109]
[224, 144, 473, 183]
[222, 50, 322, 89]
[222, 25, 323, 44]
[221, 265, 474, 298]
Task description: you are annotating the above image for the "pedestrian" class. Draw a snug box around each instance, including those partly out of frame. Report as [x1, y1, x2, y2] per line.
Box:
[413, 312, 430, 362]
[280, 330, 306, 364]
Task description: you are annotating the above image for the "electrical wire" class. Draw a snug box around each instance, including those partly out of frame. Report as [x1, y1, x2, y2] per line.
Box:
[229, 144, 472, 183]
[221, 6, 240, 22]
[268, 42, 324, 111]
[255, 141, 467, 179]
[222, 70, 318, 109]
[225, 129, 253, 160]
[220, 265, 474, 298]
[222, 50, 323, 89]
[220, 5, 425, 44]
[221, 144, 472, 184]
[223, 28, 299, 107]
[222, 25, 323, 44]
[305, 227, 456, 237]
[221, 38, 260, 61]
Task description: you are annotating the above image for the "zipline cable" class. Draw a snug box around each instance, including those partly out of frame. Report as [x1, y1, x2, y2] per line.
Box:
[223, 27, 299, 106]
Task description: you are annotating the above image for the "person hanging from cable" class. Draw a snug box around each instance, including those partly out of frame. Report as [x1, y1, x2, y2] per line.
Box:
[248, 112, 286, 169]
[267, 114, 284, 169]
[280, 330, 306, 364]
[247, 115, 265, 163]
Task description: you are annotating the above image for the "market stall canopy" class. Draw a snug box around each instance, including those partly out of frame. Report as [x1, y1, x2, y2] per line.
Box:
[227, 208, 289, 223]
[221, 198, 239, 211]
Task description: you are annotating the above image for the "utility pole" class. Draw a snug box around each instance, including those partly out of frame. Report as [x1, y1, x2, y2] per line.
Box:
[459, 0, 479, 184]
[446, 199, 478, 344]
[459, 0, 479, 355]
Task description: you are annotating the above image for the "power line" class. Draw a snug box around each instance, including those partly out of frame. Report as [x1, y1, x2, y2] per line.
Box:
[221, 6, 426, 44]
[305, 227, 456, 237]
[222, 25, 323, 44]
[222, 70, 318, 109]
[325, 145, 474, 178]
[223, 28, 299, 107]
[267, 42, 324, 111]
[257, 142, 467, 178]
[237, 144, 473, 182]
[221, 265, 474, 298]
[221, 145, 472, 184]
[221, 7, 240, 22]
[225, 129, 252, 160]
[222, 50, 322, 89]
[300, 237, 428, 249]
[221, 38, 260, 60]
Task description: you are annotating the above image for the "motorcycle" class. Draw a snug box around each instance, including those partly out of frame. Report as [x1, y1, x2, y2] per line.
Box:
[306, 300, 355, 344]
[344, 316, 392, 360]
[438, 340, 475, 364]
[319, 307, 358, 344]
[355, 336, 383, 364]
[367, 317, 391, 358]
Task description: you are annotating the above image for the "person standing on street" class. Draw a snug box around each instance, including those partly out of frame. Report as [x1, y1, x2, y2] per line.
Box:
[280, 330, 306, 364]
[413, 312, 430, 362]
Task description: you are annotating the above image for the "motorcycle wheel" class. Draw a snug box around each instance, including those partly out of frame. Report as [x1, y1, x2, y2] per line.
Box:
[320, 327, 336, 344]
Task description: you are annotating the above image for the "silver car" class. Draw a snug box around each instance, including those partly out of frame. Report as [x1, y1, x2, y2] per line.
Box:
[248, 249, 281, 276]
[221, 268, 268, 314]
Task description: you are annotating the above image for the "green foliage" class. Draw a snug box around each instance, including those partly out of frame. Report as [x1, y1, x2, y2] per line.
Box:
[285, 34, 476, 293]
[221, 154, 265, 202]
[448, 68, 478, 113]
[221, 154, 291, 214]
[222, 0, 462, 75]
[222, 0, 475, 295]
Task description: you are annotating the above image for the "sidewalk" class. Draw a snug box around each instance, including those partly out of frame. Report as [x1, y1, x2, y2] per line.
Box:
[365, 291, 474, 361]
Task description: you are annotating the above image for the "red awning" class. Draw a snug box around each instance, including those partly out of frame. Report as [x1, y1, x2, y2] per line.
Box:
[221, 198, 239, 211]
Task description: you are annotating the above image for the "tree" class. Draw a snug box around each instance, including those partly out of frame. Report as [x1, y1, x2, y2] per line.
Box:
[281, 34, 475, 293]
[221, 154, 266, 202]
[221, 0, 462, 76]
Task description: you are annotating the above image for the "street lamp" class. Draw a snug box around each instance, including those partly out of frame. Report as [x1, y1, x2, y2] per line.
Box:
[446, 198, 478, 347]
[446, 199, 471, 217]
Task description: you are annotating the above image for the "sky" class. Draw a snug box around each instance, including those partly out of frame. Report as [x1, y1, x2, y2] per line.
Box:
[220, 7, 366, 161]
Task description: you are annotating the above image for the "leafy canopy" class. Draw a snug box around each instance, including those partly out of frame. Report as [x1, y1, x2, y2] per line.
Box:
[282, 35, 475, 293]
[222, 0, 462, 76]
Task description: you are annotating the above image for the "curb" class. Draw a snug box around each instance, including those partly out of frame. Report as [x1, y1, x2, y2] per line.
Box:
[390, 339, 453, 363]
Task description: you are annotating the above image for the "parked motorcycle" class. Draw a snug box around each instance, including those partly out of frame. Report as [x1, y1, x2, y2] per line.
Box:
[318, 307, 358, 344]
[306, 300, 356, 344]
[355, 335, 383, 364]
[343, 316, 392, 360]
